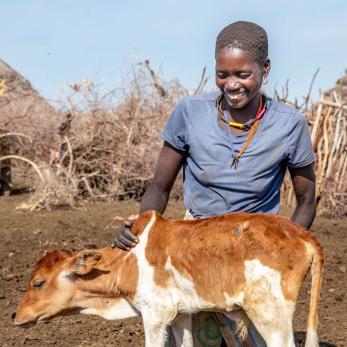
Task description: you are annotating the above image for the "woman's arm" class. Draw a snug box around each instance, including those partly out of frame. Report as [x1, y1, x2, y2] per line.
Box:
[288, 163, 316, 229]
[139, 142, 185, 213]
[111, 141, 185, 250]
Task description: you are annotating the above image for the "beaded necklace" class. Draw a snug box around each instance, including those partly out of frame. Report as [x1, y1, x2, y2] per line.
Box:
[218, 94, 268, 169]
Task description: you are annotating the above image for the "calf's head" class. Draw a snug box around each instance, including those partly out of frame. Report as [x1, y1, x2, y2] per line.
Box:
[13, 249, 103, 326]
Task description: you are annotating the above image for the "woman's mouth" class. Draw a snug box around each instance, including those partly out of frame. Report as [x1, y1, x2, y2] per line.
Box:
[228, 93, 245, 100]
[224, 90, 247, 104]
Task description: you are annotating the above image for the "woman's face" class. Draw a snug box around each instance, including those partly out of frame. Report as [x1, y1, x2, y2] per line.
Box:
[215, 47, 269, 109]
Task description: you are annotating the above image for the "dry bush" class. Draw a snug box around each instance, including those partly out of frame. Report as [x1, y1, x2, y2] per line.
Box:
[3, 58, 344, 218]
[16, 165, 78, 211]
[20, 61, 206, 210]
[0, 60, 62, 189]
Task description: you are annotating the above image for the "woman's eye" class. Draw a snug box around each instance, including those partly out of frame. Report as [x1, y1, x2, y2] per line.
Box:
[216, 72, 228, 79]
[238, 73, 251, 79]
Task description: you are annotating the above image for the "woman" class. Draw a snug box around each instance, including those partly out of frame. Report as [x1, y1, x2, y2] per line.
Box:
[111, 21, 316, 346]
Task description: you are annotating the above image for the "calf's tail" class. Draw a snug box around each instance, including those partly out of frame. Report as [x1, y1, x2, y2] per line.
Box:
[305, 238, 324, 347]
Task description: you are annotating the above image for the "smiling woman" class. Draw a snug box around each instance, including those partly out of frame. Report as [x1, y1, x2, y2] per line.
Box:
[111, 21, 316, 347]
[215, 21, 270, 114]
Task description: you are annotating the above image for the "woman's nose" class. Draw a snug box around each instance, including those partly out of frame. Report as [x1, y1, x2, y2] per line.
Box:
[224, 77, 241, 90]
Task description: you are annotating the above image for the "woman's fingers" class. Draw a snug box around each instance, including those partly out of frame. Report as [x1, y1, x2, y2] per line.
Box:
[110, 219, 138, 250]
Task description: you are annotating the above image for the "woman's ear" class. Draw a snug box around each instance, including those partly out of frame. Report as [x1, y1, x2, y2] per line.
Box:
[263, 58, 271, 76]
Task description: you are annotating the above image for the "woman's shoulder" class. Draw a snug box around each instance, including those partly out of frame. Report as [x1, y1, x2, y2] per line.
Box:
[269, 98, 304, 119]
[268, 99, 309, 129]
[179, 91, 220, 105]
[172, 92, 220, 118]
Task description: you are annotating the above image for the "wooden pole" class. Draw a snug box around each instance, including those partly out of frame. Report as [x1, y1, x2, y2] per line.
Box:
[0, 130, 12, 195]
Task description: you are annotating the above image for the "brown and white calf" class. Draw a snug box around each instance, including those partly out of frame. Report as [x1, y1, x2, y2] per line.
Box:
[14, 210, 323, 347]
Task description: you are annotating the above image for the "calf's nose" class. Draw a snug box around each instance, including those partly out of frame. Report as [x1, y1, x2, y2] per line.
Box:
[11, 312, 16, 322]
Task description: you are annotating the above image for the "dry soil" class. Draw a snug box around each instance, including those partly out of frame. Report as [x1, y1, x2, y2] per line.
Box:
[0, 196, 346, 346]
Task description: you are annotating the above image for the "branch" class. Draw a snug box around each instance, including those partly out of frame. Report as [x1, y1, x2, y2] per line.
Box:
[193, 66, 208, 95]
[0, 155, 45, 182]
[143, 60, 168, 98]
[0, 132, 32, 143]
[64, 136, 74, 175]
[300, 68, 320, 111]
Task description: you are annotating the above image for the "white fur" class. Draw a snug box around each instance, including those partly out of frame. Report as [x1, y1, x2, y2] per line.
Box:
[80, 298, 138, 320]
[58, 270, 138, 321]
[132, 212, 174, 312]
[244, 259, 284, 302]
[164, 256, 215, 313]
[243, 259, 296, 347]
[130, 213, 200, 346]
[305, 329, 319, 347]
[223, 292, 244, 311]
[131, 212, 177, 346]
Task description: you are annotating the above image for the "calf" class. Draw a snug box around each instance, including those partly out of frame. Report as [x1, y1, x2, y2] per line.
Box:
[14, 211, 323, 347]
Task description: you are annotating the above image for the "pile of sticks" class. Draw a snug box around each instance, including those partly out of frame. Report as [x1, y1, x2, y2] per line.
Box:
[0, 74, 60, 194]
[1, 59, 345, 217]
[9, 62, 199, 210]
[281, 75, 347, 217]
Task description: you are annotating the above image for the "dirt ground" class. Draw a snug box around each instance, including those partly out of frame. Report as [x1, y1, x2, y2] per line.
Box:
[0, 195, 346, 347]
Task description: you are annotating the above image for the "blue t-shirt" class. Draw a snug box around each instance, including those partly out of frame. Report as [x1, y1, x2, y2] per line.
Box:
[162, 92, 315, 218]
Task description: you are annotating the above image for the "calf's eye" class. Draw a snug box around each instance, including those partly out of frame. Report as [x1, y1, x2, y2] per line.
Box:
[32, 279, 45, 288]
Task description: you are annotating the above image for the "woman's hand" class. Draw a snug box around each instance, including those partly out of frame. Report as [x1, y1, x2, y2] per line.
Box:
[111, 142, 185, 251]
[111, 215, 139, 251]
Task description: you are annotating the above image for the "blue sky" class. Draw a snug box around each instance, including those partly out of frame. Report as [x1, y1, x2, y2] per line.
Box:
[2, 0, 347, 104]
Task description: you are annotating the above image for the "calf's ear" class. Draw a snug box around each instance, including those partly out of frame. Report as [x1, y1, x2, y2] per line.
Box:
[70, 250, 102, 275]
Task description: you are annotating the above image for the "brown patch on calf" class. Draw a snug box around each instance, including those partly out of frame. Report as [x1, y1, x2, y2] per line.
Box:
[117, 253, 139, 299]
[35, 250, 72, 272]
[131, 211, 154, 237]
[145, 214, 248, 307]
[141, 211, 321, 306]
[75, 247, 139, 300]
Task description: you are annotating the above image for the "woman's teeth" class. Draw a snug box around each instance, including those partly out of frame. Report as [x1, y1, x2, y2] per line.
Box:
[227, 92, 245, 100]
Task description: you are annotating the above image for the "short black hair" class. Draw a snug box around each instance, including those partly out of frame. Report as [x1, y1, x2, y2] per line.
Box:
[215, 21, 268, 66]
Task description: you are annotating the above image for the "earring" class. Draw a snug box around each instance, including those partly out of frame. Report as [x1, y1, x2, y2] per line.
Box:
[262, 74, 268, 85]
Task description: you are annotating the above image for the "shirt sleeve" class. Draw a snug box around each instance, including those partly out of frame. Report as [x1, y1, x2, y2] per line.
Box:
[286, 112, 315, 168]
[161, 98, 189, 152]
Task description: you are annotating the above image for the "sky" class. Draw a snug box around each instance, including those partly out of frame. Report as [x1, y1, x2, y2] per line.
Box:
[2, 0, 347, 105]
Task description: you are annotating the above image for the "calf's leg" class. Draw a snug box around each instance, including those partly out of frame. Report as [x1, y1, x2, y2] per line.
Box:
[244, 299, 296, 347]
[171, 314, 193, 347]
[142, 308, 177, 347]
